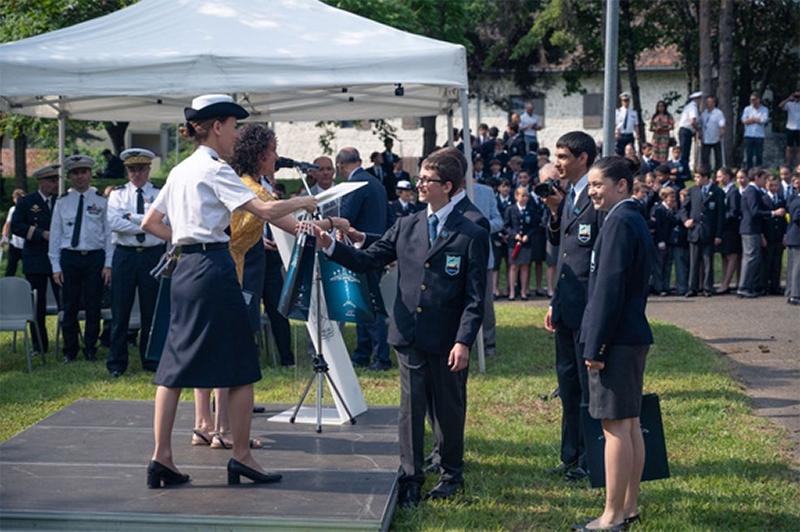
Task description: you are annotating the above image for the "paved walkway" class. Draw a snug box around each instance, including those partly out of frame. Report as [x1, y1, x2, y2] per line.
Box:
[522, 294, 800, 463]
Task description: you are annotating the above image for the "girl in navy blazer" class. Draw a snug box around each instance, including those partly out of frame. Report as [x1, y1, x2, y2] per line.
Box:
[504, 186, 536, 300]
[575, 156, 654, 532]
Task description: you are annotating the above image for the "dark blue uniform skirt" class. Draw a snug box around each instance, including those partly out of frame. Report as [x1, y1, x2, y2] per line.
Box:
[153, 248, 262, 389]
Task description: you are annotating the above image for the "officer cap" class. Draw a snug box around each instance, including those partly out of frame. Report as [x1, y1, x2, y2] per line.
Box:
[32, 164, 60, 179]
[619, 91, 631, 100]
[64, 155, 95, 173]
[689, 91, 703, 100]
[184, 94, 249, 122]
[395, 180, 413, 191]
[120, 148, 156, 166]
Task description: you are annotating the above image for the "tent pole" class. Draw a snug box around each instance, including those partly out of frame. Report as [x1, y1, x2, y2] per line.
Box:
[58, 107, 66, 195]
[460, 88, 486, 374]
[446, 111, 454, 147]
[602, 0, 619, 157]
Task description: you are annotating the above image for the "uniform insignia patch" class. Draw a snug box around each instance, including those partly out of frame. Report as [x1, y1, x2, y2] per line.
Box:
[578, 223, 592, 243]
[31, 204, 41, 213]
[708, 201, 715, 210]
[87, 204, 103, 215]
[445, 255, 461, 276]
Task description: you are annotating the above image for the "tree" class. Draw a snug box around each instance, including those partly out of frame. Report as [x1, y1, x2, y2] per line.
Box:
[698, 0, 713, 98]
[717, 0, 734, 165]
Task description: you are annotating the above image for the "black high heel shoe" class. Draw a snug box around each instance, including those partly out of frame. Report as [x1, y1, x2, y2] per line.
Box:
[146, 460, 190, 489]
[227, 458, 282, 485]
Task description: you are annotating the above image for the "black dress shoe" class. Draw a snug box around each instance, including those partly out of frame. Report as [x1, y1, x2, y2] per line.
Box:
[624, 514, 640, 525]
[425, 480, 464, 500]
[547, 461, 577, 475]
[424, 461, 441, 475]
[398, 483, 421, 509]
[146, 460, 190, 489]
[63, 356, 76, 364]
[227, 458, 282, 485]
[368, 360, 391, 371]
[788, 297, 800, 306]
[702, 290, 712, 297]
[684, 291, 697, 298]
[564, 465, 589, 481]
[109, 370, 123, 378]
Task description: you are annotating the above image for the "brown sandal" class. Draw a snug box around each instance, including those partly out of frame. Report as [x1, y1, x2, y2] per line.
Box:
[191, 428, 212, 446]
[210, 431, 263, 449]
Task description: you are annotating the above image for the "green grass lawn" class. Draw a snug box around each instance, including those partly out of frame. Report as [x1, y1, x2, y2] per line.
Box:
[1, 306, 798, 530]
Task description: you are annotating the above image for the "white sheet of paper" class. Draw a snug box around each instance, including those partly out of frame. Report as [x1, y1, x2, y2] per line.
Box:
[314, 181, 367, 207]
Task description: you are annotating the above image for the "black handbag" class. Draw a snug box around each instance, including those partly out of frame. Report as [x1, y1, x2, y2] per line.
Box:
[144, 246, 178, 362]
[582, 393, 671, 488]
[277, 230, 317, 320]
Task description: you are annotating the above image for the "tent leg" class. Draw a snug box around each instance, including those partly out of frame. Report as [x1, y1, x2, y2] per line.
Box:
[459, 88, 485, 375]
[58, 109, 66, 195]
[446, 111, 454, 147]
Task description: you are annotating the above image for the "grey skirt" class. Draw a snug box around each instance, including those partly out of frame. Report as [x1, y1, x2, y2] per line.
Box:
[587, 344, 649, 420]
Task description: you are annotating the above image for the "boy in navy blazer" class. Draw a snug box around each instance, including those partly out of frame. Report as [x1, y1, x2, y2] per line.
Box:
[542, 131, 603, 481]
[679, 167, 725, 296]
[315, 149, 488, 508]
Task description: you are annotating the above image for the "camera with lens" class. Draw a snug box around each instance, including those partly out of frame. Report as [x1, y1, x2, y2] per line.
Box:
[533, 178, 564, 198]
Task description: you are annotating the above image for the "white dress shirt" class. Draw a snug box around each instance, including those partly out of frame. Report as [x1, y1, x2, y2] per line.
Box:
[150, 145, 256, 246]
[520, 111, 540, 139]
[678, 100, 699, 130]
[783, 101, 800, 131]
[107, 181, 166, 247]
[615, 106, 638, 134]
[700, 108, 726, 144]
[48, 186, 114, 273]
[741, 105, 769, 138]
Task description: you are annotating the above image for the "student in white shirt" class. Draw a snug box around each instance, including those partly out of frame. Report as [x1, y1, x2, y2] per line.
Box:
[520, 101, 543, 154]
[700, 96, 726, 172]
[741, 92, 769, 169]
[779, 91, 800, 167]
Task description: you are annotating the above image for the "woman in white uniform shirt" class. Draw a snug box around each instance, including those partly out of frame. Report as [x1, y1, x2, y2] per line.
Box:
[141, 95, 316, 488]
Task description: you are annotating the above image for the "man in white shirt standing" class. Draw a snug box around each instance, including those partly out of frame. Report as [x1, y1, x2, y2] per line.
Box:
[741, 92, 769, 169]
[678, 91, 702, 170]
[520, 101, 543, 154]
[700, 96, 726, 172]
[614, 92, 638, 155]
[779, 91, 800, 167]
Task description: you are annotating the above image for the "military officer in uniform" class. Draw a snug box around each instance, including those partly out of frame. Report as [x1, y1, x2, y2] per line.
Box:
[313, 148, 488, 508]
[106, 148, 166, 377]
[680, 167, 725, 297]
[10, 164, 61, 353]
[543, 131, 603, 481]
[48, 155, 113, 362]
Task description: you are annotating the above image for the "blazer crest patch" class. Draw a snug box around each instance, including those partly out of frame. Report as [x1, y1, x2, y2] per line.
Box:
[445, 255, 461, 276]
[578, 223, 592, 243]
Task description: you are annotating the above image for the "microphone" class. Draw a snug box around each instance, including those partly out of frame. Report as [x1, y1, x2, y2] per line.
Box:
[275, 157, 320, 172]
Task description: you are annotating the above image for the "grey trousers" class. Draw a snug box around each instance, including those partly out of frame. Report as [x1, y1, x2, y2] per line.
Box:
[739, 234, 762, 294]
[788, 247, 800, 299]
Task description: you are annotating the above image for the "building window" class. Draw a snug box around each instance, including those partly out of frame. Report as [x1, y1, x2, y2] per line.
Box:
[401, 117, 420, 130]
[583, 93, 603, 129]
[510, 95, 545, 127]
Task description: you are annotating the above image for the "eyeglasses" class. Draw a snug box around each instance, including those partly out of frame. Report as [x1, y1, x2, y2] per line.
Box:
[416, 177, 444, 186]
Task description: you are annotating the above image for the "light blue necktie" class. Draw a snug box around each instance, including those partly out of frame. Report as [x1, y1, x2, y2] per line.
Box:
[428, 214, 439, 246]
[566, 185, 576, 214]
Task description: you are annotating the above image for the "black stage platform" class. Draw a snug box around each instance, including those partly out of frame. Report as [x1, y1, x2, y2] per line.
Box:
[0, 400, 399, 531]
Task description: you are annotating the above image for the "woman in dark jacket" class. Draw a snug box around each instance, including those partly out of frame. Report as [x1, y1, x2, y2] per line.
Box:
[504, 186, 536, 300]
[574, 156, 654, 532]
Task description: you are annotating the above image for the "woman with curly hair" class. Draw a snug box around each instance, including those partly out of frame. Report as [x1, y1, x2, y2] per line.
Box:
[649, 101, 674, 162]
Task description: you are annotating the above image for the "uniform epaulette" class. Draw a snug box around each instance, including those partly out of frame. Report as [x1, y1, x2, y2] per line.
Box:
[210, 155, 219, 161]
[60, 191, 70, 198]
[113, 184, 126, 190]
[96, 190, 105, 197]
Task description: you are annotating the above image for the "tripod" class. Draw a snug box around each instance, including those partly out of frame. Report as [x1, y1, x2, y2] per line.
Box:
[289, 241, 356, 433]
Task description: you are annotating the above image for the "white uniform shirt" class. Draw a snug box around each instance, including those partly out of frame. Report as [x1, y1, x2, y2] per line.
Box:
[150, 145, 256, 246]
[783, 101, 800, 131]
[615, 106, 638, 134]
[5, 206, 25, 249]
[678, 100, 699, 130]
[520, 111, 540, 139]
[741, 105, 768, 138]
[700, 108, 726, 144]
[107, 181, 166, 247]
[48, 187, 114, 273]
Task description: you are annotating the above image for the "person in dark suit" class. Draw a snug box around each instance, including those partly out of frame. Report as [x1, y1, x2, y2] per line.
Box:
[313, 148, 488, 508]
[738, 169, 785, 297]
[679, 167, 725, 296]
[493, 179, 513, 297]
[542, 131, 602, 481]
[785, 176, 800, 305]
[505, 186, 536, 300]
[650, 187, 679, 295]
[10, 164, 61, 353]
[716, 167, 742, 293]
[338, 147, 391, 370]
[763, 176, 788, 294]
[577, 155, 654, 532]
[674, 188, 691, 295]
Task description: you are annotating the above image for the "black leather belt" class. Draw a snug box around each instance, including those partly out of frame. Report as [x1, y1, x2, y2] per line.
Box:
[117, 245, 164, 252]
[63, 249, 103, 256]
[181, 242, 229, 253]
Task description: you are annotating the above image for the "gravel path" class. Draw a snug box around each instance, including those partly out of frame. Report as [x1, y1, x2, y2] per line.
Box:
[519, 294, 800, 464]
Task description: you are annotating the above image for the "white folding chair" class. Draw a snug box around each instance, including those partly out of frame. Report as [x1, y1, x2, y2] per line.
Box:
[0, 277, 45, 372]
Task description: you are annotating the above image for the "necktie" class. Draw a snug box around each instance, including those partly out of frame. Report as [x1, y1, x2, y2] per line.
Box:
[566, 185, 576, 214]
[71, 194, 84, 248]
[623, 109, 629, 130]
[136, 188, 146, 243]
[48, 196, 54, 212]
[428, 214, 439, 246]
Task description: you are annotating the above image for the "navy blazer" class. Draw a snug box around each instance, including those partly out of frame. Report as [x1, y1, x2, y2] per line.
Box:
[504, 203, 537, 245]
[723, 186, 742, 231]
[785, 195, 800, 247]
[740, 185, 773, 235]
[764, 195, 787, 244]
[330, 209, 488, 355]
[340, 167, 390, 235]
[453, 194, 490, 233]
[580, 200, 654, 362]
[548, 187, 605, 330]
[10, 191, 56, 275]
[650, 203, 678, 246]
[679, 184, 725, 243]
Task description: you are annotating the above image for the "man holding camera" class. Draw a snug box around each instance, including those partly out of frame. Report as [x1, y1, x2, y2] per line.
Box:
[780, 91, 800, 168]
[541, 131, 603, 481]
